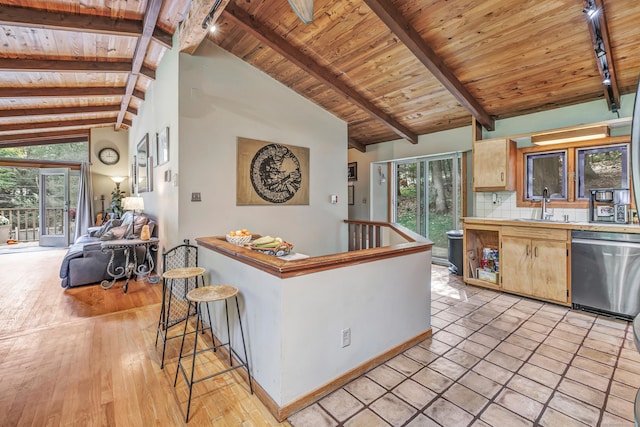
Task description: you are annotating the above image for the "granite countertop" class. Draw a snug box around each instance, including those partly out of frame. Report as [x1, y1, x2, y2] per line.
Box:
[462, 217, 640, 234]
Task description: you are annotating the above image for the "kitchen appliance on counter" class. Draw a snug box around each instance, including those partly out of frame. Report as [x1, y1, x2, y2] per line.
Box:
[588, 188, 630, 223]
[571, 230, 640, 319]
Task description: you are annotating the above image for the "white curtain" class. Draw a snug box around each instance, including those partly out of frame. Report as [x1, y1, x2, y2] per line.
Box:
[74, 162, 94, 242]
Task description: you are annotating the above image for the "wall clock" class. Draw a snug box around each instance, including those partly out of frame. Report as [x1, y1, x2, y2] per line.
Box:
[98, 147, 120, 165]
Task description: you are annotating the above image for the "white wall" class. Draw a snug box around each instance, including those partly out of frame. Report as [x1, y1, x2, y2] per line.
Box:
[128, 36, 181, 254]
[177, 41, 348, 256]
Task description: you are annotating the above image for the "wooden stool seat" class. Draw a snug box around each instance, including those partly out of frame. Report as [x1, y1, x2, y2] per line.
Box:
[162, 266, 206, 280]
[187, 285, 238, 303]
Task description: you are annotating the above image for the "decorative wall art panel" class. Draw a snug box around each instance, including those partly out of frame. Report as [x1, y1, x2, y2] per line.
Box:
[237, 137, 309, 205]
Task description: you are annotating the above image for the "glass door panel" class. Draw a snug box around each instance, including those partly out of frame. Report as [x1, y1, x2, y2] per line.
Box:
[428, 158, 456, 260]
[39, 168, 69, 247]
[395, 161, 418, 231]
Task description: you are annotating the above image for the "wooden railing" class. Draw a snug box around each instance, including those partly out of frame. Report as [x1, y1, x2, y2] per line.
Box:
[344, 220, 431, 251]
[0, 207, 67, 242]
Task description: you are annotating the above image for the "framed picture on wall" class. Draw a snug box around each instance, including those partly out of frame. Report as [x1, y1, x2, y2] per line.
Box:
[348, 162, 357, 181]
[131, 155, 137, 194]
[156, 126, 170, 166]
[137, 134, 149, 193]
[348, 185, 354, 205]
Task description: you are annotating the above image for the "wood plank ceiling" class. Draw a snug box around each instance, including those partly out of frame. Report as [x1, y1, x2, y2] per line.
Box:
[1, 0, 639, 151]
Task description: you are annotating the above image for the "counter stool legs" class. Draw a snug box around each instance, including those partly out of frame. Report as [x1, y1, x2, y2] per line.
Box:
[173, 286, 252, 422]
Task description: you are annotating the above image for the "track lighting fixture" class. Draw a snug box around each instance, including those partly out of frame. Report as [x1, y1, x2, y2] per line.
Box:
[201, 0, 224, 30]
[583, 0, 598, 19]
[602, 70, 611, 85]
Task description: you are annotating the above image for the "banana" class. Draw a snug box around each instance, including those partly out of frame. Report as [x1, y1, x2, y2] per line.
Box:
[253, 236, 275, 245]
[256, 240, 281, 248]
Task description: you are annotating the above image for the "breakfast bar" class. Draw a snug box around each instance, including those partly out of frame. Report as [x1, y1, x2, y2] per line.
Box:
[195, 224, 432, 421]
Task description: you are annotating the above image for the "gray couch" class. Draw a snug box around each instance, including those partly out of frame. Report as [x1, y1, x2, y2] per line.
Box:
[59, 212, 157, 288]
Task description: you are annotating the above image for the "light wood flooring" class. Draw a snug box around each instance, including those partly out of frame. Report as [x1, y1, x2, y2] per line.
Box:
[0, 248, 290, 426]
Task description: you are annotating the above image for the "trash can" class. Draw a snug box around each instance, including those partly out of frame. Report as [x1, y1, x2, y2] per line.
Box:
[446, 230, 464, 276]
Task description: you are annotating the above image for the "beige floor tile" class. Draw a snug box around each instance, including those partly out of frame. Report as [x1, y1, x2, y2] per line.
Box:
[557, 378, 606, 408]
[539, 303, 569, 315]
[506, 374, 553, 403]
[405, 413, 440, 427]
[518, 363, 562, 389]
[459, 370, 502, 399]
[565, 366, 611, 391]
[430, 317, 450, 329]
[472, 360, 514, 385]
[490, 317, 521, 333]
[504, 333, 539, 350]
[609, 380, 638, 402]
[319, 389, 364, 422]
[538, 407, 588, 427]
[392, 379, 437, 410]
[434, 311, 461, 323]
[429, 357, 468, 381]
[444, 323, 475, 338]
[386, 354, 423, 377]
[554, 321, 589, 336]
[620, 348, 640, 363]
[582, 337, 621, 355]
[289, 404, 337, 427]
[528, 314, 560, 328]
[455, 340, 491, 358]
[513, 326, 547, 343]
[480, 403, 532, 427]
[344, 377, 386, 405]
[444, 348, 480, 368]
[577, 346, 618, 366]
[404, 345, 439, 365]
[478, 325, 511, 340]
[418, 338, 451, 355]
[366, 364, 406, 390]
[528, 353, 567, 375]
[549, 328, 585, 345]
[369, 393, 416, 426]
[520, 320, 553, 335]
[588, 330, 625, 347]
[485, 350, 524, 372]
[442, 383, 488, 415]
[548, 392, 601, 426]
[433, 330, 465, 347]
[468, 331, 501, 349]
[423, 398, 474, 426]
[412, 367, 453, 394]
[343, 409, 389, 427]
[496, 341, 532, 360]
[595, 315, 629, 330]
[544, 336, 580, 354]
[432, 301, 452, 311]
[617, 356, 640, 375]
[591, 322, 627, 338]
[606, 395, 635, 422]
[454, 317, 485, 332]
[494, 388, 544, 421]
[600, 411, 635, 427]
[470, 420, 492, 427]
[571, 355, 614, 378]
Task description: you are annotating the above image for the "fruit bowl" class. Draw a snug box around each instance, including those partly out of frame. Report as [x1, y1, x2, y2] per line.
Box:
[226, 234, 252, 246]
[245, 241, 294, 257]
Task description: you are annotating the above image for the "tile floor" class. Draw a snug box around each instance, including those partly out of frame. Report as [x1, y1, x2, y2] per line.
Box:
[288, 265, 638, 426]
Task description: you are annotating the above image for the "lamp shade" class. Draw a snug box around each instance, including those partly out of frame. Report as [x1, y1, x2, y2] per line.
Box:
[122, 196, 144, 211]
[111, 176, 126, 184]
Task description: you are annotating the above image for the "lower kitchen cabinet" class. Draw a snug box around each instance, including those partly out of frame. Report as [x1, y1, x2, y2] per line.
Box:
[463, 223, 570, 305]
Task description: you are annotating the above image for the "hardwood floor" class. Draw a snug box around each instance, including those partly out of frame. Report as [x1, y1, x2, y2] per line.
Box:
[0, 249, 289, 426]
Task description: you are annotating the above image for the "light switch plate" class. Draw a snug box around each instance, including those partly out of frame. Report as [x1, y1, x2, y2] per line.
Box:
[191, 192, 201, 202]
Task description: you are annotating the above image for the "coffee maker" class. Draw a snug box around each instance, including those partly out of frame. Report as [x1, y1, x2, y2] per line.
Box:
[588, 188, 630, 223]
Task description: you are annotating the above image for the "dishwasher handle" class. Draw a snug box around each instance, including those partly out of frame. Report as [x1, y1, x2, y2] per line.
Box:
[572, 238, 640, 249]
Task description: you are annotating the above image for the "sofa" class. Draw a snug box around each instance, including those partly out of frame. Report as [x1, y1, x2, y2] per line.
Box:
[60, 212, 157, 288]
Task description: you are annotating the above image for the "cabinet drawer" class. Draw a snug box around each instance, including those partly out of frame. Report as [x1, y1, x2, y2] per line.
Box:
[502, 226, 568, 241]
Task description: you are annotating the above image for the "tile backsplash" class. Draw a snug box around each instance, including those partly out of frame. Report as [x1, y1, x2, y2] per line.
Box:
[474, 192, 589, 222]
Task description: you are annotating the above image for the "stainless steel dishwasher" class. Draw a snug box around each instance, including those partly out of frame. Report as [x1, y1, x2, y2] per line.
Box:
[571, 230, 640, 319]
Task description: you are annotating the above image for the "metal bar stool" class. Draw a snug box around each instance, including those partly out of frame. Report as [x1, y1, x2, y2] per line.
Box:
[173, 285, 253, 422]
[155, 240, 203, 369]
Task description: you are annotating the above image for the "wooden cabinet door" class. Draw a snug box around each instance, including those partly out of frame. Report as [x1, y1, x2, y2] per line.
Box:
[500, 236, 532, 295]
[531, 239, 568, 303]
[473, 138, 515, 191]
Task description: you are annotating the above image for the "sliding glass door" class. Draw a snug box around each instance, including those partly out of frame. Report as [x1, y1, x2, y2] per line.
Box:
[392, 153, 462, 261]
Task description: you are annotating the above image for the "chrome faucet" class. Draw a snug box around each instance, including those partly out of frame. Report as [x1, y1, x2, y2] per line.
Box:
[542, 187, 552, 220]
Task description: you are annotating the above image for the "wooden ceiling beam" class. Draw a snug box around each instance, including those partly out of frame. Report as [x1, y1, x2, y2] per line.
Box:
[0, 4, 172, 48]
[0, 130, 89, 144]
[179, 0, 232, 54]
[586, 0, 620, 112]
[0, 118, 119, 133]
[0, 135, 89, 148]
[348, 137, 367, 153]
[0, 87, 125, 99]
[223, 5, 418, 144]
[0, 58, 156, 80]
[363, 0, 494, 131]
[115, 0, 162, 130]
[0, 105, 136, 118]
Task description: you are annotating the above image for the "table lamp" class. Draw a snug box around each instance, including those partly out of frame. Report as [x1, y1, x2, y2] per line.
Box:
[122, 196, 144, 239]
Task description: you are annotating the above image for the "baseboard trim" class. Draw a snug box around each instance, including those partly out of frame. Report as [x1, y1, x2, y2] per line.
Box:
[205, 328, 432, 422]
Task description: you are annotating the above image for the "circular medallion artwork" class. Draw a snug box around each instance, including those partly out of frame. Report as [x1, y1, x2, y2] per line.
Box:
[250, 143, 302, 203]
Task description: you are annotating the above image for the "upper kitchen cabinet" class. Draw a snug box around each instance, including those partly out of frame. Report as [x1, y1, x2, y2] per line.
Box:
[473, 137, 516, 191]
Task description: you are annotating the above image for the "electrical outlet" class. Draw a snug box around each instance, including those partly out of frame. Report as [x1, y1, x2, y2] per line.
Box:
[341, 328, 351, 348]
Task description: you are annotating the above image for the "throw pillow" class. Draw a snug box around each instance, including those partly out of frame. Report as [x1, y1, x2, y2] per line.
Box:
[99, 225, 129, 241]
